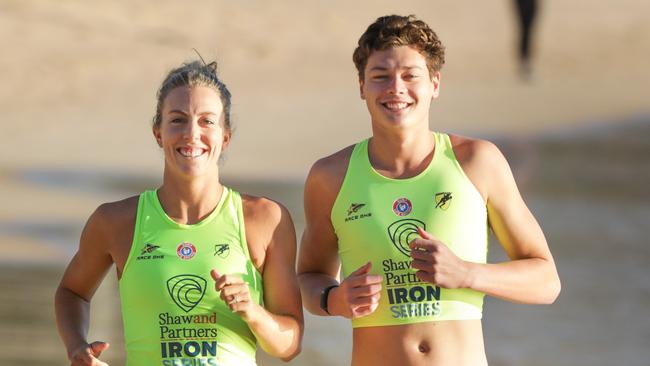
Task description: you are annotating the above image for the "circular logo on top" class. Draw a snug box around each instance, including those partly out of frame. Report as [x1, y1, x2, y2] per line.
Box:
[176, 242, 197, 260]
[392, 198, 412, 216]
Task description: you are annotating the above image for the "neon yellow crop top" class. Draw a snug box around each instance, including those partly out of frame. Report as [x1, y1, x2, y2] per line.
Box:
[119, 187, 262, 365]
[331, 132, 488, 328]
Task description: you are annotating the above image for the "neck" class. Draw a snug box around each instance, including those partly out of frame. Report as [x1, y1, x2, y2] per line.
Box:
[157, 170, 223, 225]
[368, 122, 435, 179]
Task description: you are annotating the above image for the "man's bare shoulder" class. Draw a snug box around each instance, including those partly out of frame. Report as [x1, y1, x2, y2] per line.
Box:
[308, 144, 355, 187]
[448, 134, 505, 168]
[448, 134, 511, 201]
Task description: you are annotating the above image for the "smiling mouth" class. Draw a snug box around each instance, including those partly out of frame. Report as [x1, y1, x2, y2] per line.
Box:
[382, 101, 412, 111]
[177, 147, 206, 158]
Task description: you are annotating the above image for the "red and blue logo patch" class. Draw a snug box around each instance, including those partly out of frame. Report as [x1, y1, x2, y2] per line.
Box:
[176, 242, 197, 260]
[392, 198, 412, 216]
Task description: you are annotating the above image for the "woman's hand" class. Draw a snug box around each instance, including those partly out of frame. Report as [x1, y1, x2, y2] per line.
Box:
[69, 341, 110, 366]
[210, 269, 260, 322]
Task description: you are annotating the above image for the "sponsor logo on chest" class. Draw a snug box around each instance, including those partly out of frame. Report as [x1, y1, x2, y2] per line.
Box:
[344, 202, 373, 222]
[160, 275, 219, 364]
[136, 243, 164, 261]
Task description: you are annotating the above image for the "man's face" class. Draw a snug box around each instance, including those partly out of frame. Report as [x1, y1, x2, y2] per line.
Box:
[360, 46, 440, 130]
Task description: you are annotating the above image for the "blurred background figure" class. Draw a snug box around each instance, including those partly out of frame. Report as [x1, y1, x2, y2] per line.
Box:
[513, 0, 538, 80]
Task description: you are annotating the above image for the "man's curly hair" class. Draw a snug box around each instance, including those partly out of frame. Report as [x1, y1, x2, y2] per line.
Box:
[353, 15, 445, 81]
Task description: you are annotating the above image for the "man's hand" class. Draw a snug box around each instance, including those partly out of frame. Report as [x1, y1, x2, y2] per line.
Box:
[329, 262, 383, 319]
[409, 228, 472, 289]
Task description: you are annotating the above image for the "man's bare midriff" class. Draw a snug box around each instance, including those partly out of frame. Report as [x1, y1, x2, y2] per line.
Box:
[351, 320, 487, 366]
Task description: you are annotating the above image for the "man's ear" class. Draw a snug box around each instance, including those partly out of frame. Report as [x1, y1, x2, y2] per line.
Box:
[431, 71, 441, 99]
[359, 78, 366, 100]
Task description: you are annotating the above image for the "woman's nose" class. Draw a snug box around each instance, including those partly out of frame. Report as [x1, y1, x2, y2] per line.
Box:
[183, 120, 200, 140]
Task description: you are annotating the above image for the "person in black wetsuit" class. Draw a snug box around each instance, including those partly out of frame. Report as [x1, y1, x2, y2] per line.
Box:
[514, 0, 538, 79]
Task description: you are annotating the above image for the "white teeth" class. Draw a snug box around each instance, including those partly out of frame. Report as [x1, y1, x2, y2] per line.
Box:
[178, 148, 204, 158]
[383, 102, 409, 110]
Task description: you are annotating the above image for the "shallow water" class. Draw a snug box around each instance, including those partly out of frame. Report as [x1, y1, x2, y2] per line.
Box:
[1, 120, 649, 365]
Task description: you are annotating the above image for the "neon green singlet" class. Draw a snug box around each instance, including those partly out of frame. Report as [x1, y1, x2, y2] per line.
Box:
[119, 187, 262, 365]
[332, 132, 488, 328]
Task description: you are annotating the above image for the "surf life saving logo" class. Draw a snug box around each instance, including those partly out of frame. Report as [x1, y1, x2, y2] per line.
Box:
[387, 219, 426, 257]
[176, 242, 197, 260]
[434, 192, 453, 210]
[392, 198, 413, 216]
[214, 243, 230, 259]
[166, 274, 207, 313]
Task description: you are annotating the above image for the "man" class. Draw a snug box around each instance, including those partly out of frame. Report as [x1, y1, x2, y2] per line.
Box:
[298, 14, 560, 366]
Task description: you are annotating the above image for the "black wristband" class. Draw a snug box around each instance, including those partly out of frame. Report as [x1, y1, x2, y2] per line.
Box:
[320, 285, 339, 315]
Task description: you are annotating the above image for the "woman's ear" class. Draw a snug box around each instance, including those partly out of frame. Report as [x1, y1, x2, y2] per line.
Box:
[153, 126, 162, 147]
[222, 131, 232, 151]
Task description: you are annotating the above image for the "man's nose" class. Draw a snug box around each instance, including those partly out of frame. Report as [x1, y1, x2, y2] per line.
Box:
[388, 76, 406, 94]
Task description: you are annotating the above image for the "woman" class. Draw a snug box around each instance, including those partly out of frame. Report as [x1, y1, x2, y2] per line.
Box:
[55, 60, 303, 365]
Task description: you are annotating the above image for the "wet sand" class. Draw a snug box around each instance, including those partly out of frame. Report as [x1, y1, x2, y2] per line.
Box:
[1, 120, 649, 365]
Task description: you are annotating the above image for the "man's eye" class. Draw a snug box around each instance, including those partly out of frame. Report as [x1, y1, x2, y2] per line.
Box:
[171, 118, 184, 124]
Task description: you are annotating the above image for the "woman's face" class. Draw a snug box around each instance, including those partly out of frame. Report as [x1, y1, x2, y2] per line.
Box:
[153, 86, 230, 179]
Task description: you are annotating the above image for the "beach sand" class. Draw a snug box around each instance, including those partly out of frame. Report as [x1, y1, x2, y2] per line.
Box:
[2, 0, 649, 180]
[1, 0, 649, 364]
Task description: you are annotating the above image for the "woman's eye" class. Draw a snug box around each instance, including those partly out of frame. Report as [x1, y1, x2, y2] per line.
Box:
[204, 119, 215, 125]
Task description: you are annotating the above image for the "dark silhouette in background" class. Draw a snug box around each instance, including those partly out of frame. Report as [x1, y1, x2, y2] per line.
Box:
[514, 0, 538, 80]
